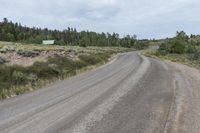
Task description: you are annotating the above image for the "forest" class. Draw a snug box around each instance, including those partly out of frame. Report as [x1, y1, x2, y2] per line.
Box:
[0, 18, 147, 49]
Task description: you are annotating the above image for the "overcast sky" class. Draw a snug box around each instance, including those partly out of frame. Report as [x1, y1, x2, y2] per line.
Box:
[0, 0, 199, 39]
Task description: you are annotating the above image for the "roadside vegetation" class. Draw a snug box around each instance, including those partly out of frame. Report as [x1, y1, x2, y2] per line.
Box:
[145, 31, 200, 69]
[0, 42, 132, 99]
[0, 18, 148, 99]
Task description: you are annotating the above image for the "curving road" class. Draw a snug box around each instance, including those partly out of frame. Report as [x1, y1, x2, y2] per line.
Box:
[0, 52, 199, 133]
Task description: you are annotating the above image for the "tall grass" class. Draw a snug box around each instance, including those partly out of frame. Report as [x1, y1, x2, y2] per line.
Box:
[0, 53, 112, 99]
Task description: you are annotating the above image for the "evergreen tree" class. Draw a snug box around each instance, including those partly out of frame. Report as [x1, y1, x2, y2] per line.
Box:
[0, 18, 144, 49]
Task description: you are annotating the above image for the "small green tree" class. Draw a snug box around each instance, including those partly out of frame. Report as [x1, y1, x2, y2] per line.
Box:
[176, 31, 189, 42]
[170, 39, 185, 54]
[158, 42, 171, 55]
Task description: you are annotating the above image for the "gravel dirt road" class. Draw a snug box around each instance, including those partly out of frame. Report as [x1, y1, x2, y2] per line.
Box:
[0, 52, 199, 133]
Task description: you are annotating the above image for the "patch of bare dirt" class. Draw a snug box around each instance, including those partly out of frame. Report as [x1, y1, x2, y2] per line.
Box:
[0, 50, 78, 66]
[165, 62, 200, 133]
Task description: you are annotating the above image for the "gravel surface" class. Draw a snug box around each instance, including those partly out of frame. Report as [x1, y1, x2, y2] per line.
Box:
[164, 62, 200, 133]
[0, 52, 199, 133]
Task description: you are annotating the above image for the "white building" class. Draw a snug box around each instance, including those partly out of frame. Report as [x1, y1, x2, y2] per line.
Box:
[42, 40, 55, 45]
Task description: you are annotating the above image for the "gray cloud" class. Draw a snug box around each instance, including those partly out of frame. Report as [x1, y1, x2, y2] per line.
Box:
[0, 0, 199, 39]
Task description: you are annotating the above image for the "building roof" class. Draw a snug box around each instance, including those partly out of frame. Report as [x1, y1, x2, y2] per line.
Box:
[42, 40, 55, 45]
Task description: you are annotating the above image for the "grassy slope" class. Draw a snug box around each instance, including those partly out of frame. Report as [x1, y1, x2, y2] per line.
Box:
[0, 41, 132, 99]
[144, 50, 200, 69]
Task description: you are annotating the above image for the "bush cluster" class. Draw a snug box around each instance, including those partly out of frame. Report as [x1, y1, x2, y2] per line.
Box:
[191, 48, 200, 60]
[158, 31, 200, 59]
[0, 53, 111, 98]
[17, 50, 39, 57]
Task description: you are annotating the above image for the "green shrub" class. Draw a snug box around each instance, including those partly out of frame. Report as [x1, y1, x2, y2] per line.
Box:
[29, 62, 60, 79]
[79, 55, 101, 65]
[12, 71, 29, 85]
[48, 56, 78, 76]
[170, 40, 185, 54]
[158, 43, 171, 55]
[97, 53, 111, 62]
[73, 60, 88, 69]
[0, 52, 112, 99]
[0, 89, 7, 99]
[17, 50, 39, 57]
[27, 73, 38, 85]
[0, 46, 15, 53]
[193, 49, 200, 60]
[186, 45, 196, 53]
[133, 41, 148, 50]
[48, 56, 74, 69]
[0, 65, 26, 89]
[0, 66, 14, 89]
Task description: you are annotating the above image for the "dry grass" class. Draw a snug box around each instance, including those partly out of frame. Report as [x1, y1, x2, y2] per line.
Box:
[144, 50, 200, 69]
[0, 41, 133, 99]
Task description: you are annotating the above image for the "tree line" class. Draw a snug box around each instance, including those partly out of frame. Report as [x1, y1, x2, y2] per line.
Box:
[0, 18, 147, 49]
